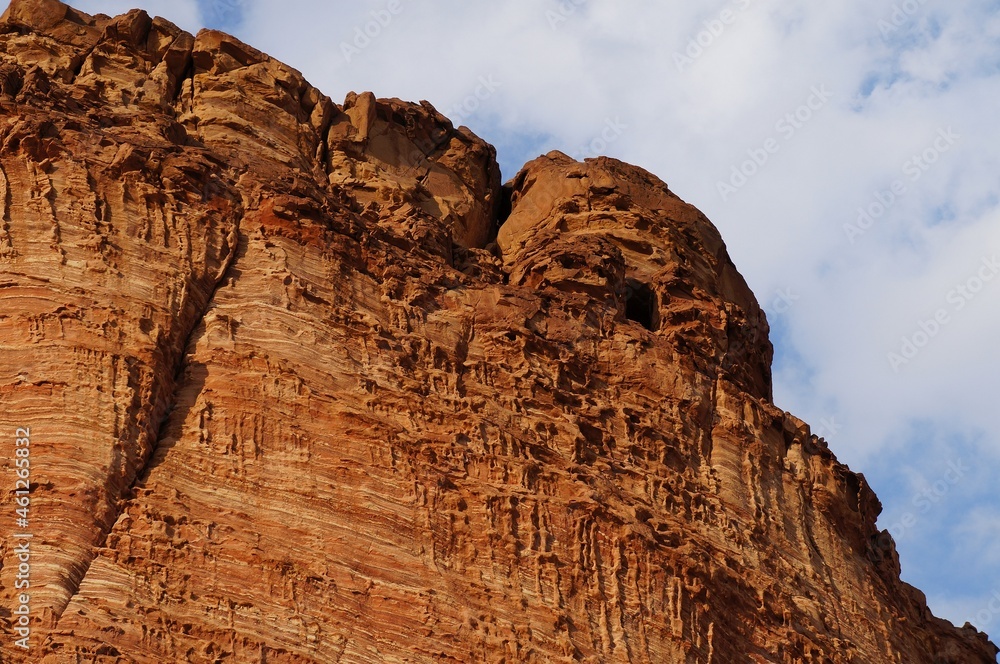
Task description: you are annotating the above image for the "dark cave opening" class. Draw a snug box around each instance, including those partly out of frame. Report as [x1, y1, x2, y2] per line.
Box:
[624, 279, 657, 331]
[495, 182, 514, 229]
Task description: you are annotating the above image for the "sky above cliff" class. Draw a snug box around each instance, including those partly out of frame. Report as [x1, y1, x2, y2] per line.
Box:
[75, 0, 1000, 637]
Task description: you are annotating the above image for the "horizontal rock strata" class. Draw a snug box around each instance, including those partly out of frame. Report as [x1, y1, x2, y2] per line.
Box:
[0, 1, 995, 662]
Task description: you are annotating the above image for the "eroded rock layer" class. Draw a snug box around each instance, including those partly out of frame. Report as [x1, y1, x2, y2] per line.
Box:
[0, 1, 995, 662]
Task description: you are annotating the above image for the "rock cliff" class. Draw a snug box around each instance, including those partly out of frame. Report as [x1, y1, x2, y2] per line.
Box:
[0, 1, 996, 662]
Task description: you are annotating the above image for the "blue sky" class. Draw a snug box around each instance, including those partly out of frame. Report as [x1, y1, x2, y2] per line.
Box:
[74, 0, 1000, 637]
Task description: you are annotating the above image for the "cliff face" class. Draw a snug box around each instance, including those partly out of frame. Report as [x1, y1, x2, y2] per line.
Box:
[0, 1, 995, 662]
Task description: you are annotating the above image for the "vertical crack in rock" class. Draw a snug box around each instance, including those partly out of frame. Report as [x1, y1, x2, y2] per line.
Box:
[0, 162, 15, 257]
[51, 207, 242, 625]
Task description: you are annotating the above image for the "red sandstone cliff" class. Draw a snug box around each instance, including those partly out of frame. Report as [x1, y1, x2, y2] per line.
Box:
[0, 1, 996, 662]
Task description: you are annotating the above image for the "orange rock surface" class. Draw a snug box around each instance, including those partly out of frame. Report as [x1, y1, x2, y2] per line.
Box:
[0, 1, 996, 662]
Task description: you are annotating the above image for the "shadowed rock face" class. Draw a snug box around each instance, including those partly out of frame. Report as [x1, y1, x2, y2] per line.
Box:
[0, 1, 995, 662]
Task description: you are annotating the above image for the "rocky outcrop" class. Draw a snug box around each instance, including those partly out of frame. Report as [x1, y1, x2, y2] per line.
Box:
[0, 1, 995, 662]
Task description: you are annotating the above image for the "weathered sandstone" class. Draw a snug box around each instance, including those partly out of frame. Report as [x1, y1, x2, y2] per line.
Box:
[0, 1, 996, 662]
